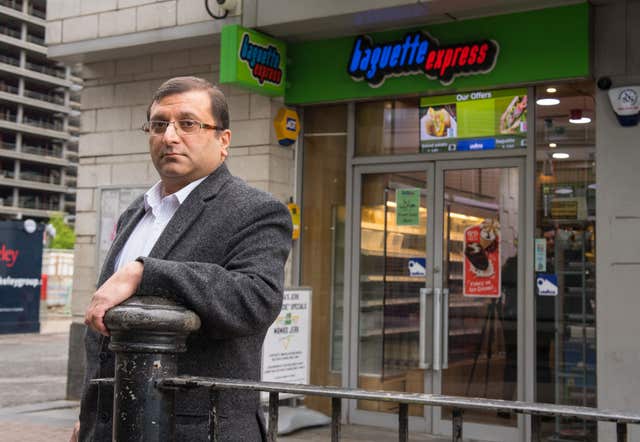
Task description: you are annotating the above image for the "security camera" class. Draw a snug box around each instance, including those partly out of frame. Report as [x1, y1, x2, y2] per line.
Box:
[597, 76, 612, 91]
[216, 0, 238, 11]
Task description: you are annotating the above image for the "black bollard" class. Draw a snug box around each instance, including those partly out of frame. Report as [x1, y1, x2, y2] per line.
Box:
[104, 296, 201, 442]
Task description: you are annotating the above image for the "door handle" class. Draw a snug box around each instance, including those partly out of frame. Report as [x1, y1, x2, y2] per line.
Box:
[442, 288, 450, 369]
[433, 288, 442, 371]
[419, 288, 432, 369]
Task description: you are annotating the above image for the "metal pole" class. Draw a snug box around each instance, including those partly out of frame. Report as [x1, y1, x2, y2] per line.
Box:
[398, 403, 408, 442]
[452, 408, 463, 442]
[331, 397, 342, 442]
[268, 392, 279, 442]
[209, 389, 220, 442]
[104, 296, 200, 442]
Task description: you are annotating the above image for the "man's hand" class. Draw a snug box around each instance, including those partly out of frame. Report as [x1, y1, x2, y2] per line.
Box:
[69, 420, 80, 442]
[85, 261, 144, 336]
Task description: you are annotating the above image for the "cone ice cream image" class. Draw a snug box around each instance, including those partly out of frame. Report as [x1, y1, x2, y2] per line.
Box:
[479, 218, 500, 252]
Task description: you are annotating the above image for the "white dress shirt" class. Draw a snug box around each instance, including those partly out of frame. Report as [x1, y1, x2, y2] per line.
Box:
[114, 176, 207, 271]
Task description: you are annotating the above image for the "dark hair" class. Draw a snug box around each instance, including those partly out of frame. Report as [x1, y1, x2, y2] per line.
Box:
[146, 76, 229, 130]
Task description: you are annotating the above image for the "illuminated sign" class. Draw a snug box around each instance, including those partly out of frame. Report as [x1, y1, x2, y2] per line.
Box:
[419, 88, 527, 153]
[347, 31, 498, 87]
[220, 25, 286, 96]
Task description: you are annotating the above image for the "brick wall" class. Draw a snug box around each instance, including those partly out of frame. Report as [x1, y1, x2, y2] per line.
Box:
[71, 45, 295, 319]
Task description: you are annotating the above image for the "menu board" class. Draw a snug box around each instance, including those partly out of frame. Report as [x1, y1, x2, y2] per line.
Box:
[420, 88, 528, 153]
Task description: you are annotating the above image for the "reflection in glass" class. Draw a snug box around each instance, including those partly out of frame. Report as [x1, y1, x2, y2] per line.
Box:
[441, 168, 519, 428]
[358, 171, 426, 416]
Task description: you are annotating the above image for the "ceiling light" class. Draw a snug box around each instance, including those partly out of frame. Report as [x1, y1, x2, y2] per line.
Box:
[552, 152, 570, 159]
[555, 187, 573, 195]
[549, 143, 557, 148]
[536, 98, 560, 106]
[546, 87, 557, 93]
[588, 183, 597, 190]
[569, 109, 591, 124]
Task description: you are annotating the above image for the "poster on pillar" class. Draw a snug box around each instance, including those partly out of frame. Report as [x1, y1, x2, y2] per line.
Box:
[463, 219, 501, 297]
[261, 288, 311, 400]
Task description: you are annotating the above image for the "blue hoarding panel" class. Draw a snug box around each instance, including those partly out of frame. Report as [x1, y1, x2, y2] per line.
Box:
[0, 221, 43, 334]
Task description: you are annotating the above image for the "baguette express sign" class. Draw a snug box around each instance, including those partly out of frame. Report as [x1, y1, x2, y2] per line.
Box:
[348, 31, 499, 87]
[220, 25, 286, 96]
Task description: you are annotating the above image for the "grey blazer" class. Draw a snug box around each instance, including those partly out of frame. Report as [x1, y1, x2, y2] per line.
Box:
[79, 164, 293, 442]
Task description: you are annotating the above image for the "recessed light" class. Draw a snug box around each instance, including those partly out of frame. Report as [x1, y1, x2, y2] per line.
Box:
[546, 87, 557, 93]
[569, 116, 591, 124]
[549, 143, 557, 148]
[552, 152, 570, 159]
[555, 187, 573, 195]
[536, 98, 560, 106]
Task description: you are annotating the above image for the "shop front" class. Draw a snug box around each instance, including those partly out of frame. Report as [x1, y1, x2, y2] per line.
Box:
[284, 3, 596, 441]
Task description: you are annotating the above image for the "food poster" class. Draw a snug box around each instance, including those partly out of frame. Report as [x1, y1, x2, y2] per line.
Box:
[419, 88, 527, 153]
[463, 218, 501, 297]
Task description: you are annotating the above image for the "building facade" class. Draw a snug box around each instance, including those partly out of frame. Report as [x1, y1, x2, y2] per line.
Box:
[0, 0, 79, 222]
[47, 1, 640, 441]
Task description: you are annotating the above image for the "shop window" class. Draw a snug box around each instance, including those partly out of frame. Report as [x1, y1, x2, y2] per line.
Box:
[533, 81, 596, 441]
[300, 104, 348, 414]
[356, 99, 419, 156]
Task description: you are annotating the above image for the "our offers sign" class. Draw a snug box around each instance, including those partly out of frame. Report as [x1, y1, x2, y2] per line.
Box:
[220, 25, 287, 96]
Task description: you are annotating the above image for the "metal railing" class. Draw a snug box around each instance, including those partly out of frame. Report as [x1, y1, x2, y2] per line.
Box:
[0, 109, 17, 122]
[0, 83, 19, 94]
[22, 115, 63, 131]
[28, 6, 45, 19]
[20, 171, 61, 185]
[25, 61, 66, 79]
[0, 141, 16, 150]
[0, 24, 21, 39]
[26, 34, 45, 45]
[23, 88, 65, 104]
[0, 54, 20, 66]
[18, 197, 60, 210]
[0, 0, 22, 12]
[88, 297, 640, 442]
[22, 144, 63, 158]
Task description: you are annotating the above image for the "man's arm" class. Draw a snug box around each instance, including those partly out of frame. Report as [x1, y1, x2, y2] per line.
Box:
[84, 260, 143, 336]
[136, 199, 292, 338]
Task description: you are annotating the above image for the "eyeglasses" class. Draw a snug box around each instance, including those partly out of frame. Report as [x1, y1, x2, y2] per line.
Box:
[142, 119, 223, 136]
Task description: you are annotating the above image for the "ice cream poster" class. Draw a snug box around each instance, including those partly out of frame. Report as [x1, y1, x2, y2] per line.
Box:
[463, 219, 501, 297]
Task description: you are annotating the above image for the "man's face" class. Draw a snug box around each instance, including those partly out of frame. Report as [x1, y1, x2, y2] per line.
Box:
[148, 90, 230, 192]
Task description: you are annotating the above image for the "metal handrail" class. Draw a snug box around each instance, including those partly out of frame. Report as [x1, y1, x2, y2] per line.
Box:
[0, 84, 19, 94]
[86, 375, 640, 442]
[23, 88, 65, 104]
[26, 34, 44, 45]
[22, 144, 63, 157]
[25, 61, 65, 79]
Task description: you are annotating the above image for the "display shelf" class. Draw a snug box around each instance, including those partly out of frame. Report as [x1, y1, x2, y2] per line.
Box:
[360, 297, 420, 308]
[360, 325, 420, 338]
[361, 275, 425, 282]
[361, 247, 425, 258]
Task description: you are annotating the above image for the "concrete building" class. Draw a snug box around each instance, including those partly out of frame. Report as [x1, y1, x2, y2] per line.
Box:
[0, 0, 79, 222]
[46, 1, 639, 441]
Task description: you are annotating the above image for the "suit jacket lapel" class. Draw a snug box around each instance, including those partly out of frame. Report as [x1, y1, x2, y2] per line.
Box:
[148, 163, 233, 260]
[98, 201, 145, 286]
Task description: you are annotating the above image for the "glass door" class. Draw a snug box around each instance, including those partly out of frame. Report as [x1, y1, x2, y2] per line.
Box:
[350, 163, 434, 431]
[432, 159, 524, 441]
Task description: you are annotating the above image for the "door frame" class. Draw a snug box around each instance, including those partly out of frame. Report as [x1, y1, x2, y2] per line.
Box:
[429, 157, 527, 441]
[348, 157, 527, 442]
[348, 161, 436, 432]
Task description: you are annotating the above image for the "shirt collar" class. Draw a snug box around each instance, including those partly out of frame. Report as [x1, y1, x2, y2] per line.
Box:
[144, 175, 208, 211]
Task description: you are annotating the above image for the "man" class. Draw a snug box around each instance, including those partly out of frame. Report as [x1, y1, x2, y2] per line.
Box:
[73, 76, 292, 441]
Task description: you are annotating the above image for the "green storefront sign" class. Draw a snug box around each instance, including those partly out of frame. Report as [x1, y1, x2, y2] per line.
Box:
[285, 3, 589, 104]
[220, 25, 287, 96]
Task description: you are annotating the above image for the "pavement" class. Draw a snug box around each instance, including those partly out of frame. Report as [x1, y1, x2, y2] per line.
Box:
[0, 317, 451, 442]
